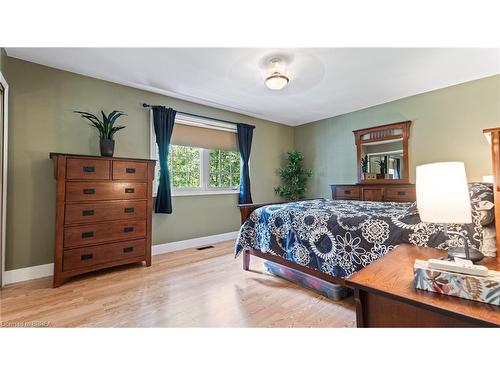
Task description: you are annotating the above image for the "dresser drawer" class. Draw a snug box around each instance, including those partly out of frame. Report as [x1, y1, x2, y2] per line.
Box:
[362, 188, 384, 202]
[65, 201, 147, 225]
[335, 186, 361, 199]
[385, 187, 416, 202]
[65, 181, 147, 201]
[63, 239, 146, 271]
[113, 160, 148, 180]
[64, 220, 146, 248]
[66, 158, 110, 180]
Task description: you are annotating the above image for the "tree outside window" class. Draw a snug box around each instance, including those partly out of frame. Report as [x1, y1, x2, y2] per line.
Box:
[154, 144, 240, 193]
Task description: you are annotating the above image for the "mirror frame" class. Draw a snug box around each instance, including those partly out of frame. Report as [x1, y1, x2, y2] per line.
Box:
[353, 120, 412, 184]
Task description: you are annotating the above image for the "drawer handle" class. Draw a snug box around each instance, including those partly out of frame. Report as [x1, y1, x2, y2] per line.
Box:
[83, 188, 95, 195]
[83, 166, 95, 173]
[82, 209, 95, 216]
[397, 191, 406, 196]
[81, 231, 94, 238]
[126, 168, 136, 174]
[124, 227, 134, 233]
[123, 246, 134, 253]
[125, 188, 135, 193]
[124, 207, 135, 213]
[81, 253, 93, 260]
[344, 190, 351, 194]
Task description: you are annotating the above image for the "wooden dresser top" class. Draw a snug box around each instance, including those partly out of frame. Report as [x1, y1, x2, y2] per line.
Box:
[346, 244, 500, 326]
[49, 152, 156, 163]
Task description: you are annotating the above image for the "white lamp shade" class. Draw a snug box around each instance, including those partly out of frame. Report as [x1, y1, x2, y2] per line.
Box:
[416, 162, 472, 224]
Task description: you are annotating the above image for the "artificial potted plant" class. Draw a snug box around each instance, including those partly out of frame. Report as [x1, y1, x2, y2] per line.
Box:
[361, 155, 369, 179]
[377, 159, 387, 175]
[275, 151, 313, 201]
[74, 110, 127, 157]
[376, 157, 393, 179]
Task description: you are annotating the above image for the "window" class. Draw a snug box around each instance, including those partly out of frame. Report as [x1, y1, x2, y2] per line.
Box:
[168, 145, 201, 188]
[208, 149, 240, 189]
[151, 114, 241, 196]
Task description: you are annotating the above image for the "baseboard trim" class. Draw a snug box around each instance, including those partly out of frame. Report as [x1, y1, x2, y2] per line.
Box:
[152, 231, 238, 255]
[2, 231, 239, 285]
[4, 263, 54, 285]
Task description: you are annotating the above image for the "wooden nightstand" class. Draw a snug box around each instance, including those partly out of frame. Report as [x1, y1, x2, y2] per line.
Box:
[346, 244, 500, 327]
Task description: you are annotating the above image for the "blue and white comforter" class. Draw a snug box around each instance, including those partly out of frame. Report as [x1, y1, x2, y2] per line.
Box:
[235, 184, 490, 279]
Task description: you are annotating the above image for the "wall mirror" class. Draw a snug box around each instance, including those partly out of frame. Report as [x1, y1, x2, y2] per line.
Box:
[353, 121, 411, 184]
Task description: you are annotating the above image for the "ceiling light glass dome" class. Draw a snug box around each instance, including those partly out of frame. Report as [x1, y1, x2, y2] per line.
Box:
[265, 71, 289, 90]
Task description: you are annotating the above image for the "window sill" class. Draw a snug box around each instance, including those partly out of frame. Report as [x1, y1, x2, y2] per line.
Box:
[154, 190, 239, 197]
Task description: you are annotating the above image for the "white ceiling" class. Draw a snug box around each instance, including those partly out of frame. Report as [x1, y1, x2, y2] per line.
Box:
[6, 48, 500, 126]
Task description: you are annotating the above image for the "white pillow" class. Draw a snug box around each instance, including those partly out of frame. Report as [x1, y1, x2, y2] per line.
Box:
[476, 201, 495, 226]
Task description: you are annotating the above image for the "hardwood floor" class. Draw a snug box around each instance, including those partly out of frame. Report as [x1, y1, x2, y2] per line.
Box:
[0, 240, 355, 327]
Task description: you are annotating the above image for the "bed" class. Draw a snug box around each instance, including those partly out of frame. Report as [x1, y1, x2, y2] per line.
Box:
[235, 183, 493, 287]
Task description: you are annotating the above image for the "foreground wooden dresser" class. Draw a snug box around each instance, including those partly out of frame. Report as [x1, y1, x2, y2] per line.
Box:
[346, 245, 500, 327]
[50, 153, 156, 287]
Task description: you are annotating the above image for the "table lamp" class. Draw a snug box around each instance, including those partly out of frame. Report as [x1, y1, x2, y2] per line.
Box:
[416, 162, 484, 262]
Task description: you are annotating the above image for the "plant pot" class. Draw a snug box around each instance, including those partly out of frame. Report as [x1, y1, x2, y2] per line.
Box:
[100, 139, 115, 157]
[363, 172, 377, 180]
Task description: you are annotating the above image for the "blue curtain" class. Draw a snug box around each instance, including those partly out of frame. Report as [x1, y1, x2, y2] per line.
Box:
[237, 123, 254, 204]
[152, 106, 177, 213]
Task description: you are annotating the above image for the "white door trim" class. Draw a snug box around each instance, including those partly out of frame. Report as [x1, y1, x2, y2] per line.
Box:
[0, 71, 8, 288]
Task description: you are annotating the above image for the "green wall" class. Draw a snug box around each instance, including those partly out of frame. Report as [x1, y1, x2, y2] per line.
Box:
[4, 57, 294, 270]
[295, 75, 500, 199]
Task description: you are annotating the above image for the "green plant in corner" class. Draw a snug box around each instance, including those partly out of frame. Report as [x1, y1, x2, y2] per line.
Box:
[275, 151, 313, 201]
[74, 110, 127, 157]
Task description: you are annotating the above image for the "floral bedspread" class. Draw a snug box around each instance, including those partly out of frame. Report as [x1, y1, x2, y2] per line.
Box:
[235, 183, 490, 279]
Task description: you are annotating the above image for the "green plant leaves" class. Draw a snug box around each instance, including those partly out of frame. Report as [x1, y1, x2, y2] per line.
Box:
[74, 110, 127, 140]
[108, 110, 126, 126]
[275, 151, 312, 201]
[109, 126, 126, 139]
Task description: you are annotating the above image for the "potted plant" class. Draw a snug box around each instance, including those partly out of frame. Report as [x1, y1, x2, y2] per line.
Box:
[275, 151, 313, 201]
[361, 155, 369, 178]
[74, 110, 127, 157]
[377, 159, 387, 175]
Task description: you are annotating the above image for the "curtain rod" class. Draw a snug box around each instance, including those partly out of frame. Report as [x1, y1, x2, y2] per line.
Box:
[142, 103, 255, 128]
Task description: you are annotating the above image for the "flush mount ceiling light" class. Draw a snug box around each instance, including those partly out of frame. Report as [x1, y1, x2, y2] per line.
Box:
[265, 72, 289, 90]
[265, 58, 289, 90]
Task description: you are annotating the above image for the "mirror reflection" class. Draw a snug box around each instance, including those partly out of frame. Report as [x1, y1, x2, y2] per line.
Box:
[361, 139, 404, 180]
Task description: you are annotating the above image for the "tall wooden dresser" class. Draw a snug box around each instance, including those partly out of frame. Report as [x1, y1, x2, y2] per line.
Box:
[50, 153, 156, 287]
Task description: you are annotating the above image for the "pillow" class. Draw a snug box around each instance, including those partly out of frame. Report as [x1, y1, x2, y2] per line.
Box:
[405, 183, 494, 221]
[480, 223, 497, 257]
[476, 200, 495, 226]
[468, 182, 494, 205]
[468, 182, 495, 225]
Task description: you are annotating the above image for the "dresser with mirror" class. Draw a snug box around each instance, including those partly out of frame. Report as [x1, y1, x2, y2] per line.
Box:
[330, 120, 416, 202]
